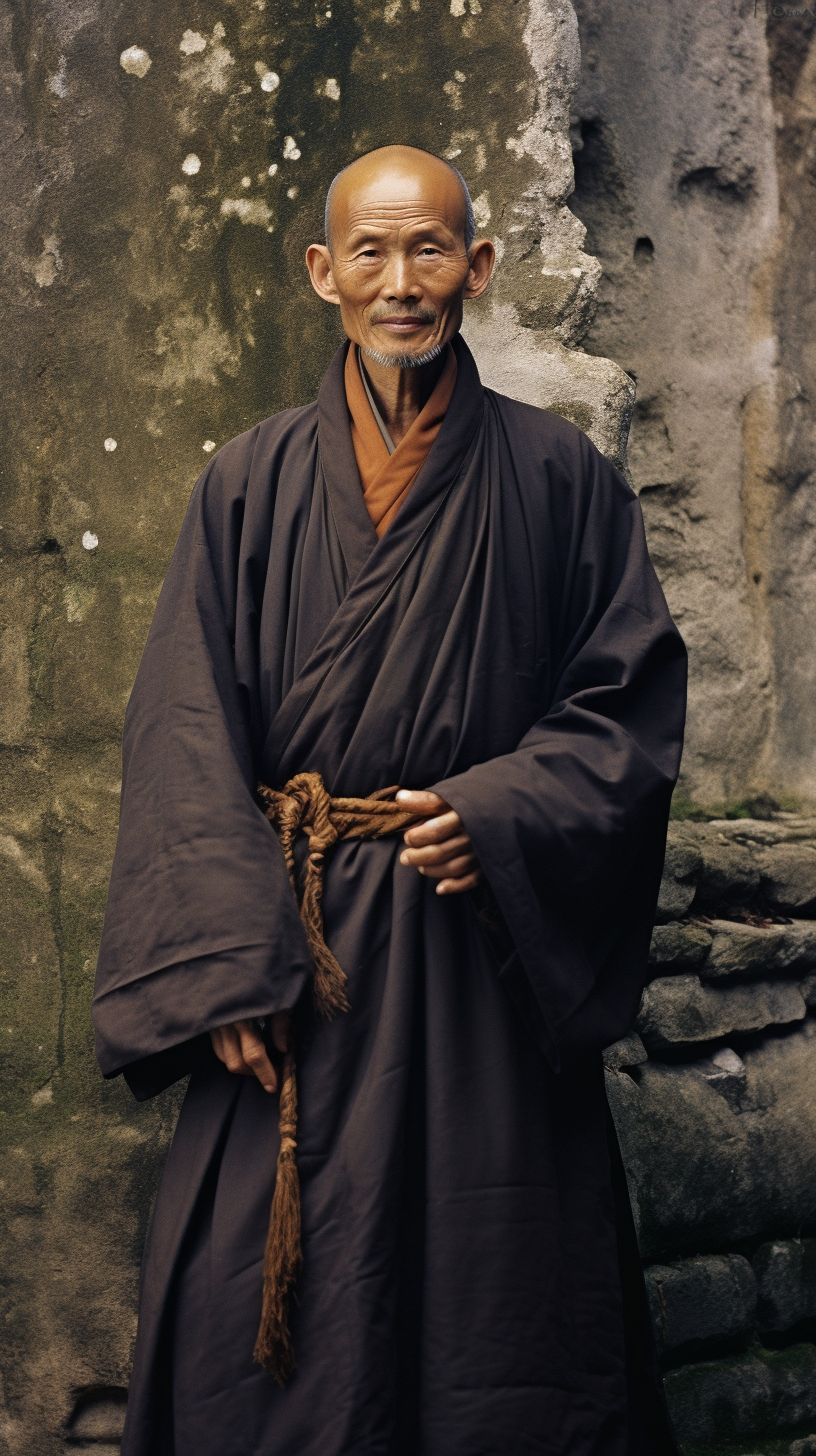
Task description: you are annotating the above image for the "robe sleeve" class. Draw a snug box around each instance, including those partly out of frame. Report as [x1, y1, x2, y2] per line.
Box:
[436, 433, 687, 1071]
[92, 434, 312, 1099]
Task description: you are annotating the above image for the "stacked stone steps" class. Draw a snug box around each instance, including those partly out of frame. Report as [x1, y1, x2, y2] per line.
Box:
[604, 817, 816, 1453]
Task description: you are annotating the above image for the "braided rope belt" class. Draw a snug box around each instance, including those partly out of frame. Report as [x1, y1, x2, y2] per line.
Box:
[253, 772, 421, 1384]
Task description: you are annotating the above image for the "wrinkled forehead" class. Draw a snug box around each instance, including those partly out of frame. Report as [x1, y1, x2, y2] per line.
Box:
[330, 161, 467, 240]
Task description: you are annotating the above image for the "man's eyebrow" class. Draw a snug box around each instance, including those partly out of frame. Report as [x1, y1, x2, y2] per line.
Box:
[343, 216, 457, 245]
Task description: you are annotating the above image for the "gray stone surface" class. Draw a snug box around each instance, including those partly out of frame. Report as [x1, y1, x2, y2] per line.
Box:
[701, 921, 788, 983]
[803, 974, 816, 1010]
[695, 1046, 750, 1114]
[649, 921, 712, 973]
[754, 1239, 816, 1334]
[602, 1032, 647, 1071]
[664, 1345, 816, 1446]
[645, 1254, 756, 1357]
[790, 1439, 816, 1456]
[635, 975, 805, 1052]
[654, 836, 703, 923]
[761, 845, 816, 917]
[606, 1020, 816, 1260]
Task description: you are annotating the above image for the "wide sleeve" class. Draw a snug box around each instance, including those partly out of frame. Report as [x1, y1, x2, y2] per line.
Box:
[92, 436, 311, 1099]
[436, 436, 687, 1071]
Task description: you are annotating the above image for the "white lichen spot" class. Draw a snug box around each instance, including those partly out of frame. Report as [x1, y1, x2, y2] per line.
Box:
[203, 439, 217, 452]
[120, 45, 152, 78]
[326, 7, 332, 14]
[32, 234, 62, 288]
[49, 56, 68, 98]
[384, 0, 402, 21]
[444, 146, 462, 159]
[468, 0, 482, 11]
[258, 69, 280, 92]
[454, 70, 466, 82]
[449, 0, 466, 14]
[267, 225, 274, 233]
[283, 136, 301, 161]
[322, 77, 341, 100]
[505, 136, 524, 157]
[220, 197, 273, 226]
[104, 437, 117, 451]
[442, 79, 462, 110]
[570, 266, 582, 278]
[180, 29, 207, 55]
[241, 175, 252, 188]
[268, 163, 278, 176]
[255, 287, 262, 296]
[474, 142, 487, 172]
[181, 25, 234, 94]
[472, 191, 491, 227]
[213, 21, 226, 38]
[31, 1082, 53, 1108]
[181, 153, 201, 175]
[82, 531, 99, 550]
[287, 186, 298, 199]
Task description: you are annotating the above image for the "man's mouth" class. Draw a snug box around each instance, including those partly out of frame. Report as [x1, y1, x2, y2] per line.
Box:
[376, 317, 430, 333]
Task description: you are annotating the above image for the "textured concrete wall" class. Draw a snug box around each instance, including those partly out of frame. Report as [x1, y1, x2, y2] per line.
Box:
[570, 0, 816, 809]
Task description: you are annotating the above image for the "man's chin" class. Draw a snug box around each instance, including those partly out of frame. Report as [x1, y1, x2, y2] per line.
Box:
[360, 339, 444, 370]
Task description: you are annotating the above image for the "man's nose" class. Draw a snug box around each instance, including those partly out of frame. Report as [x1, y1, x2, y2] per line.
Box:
[381, 254, 420, 300]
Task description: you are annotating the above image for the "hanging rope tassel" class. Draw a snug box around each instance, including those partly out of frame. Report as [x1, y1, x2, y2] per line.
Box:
[253, 1046, 301, 1385]
[252, 773, 422, 1383]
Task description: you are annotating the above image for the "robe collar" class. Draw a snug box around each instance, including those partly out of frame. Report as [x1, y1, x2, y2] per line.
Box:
[316, 333, 484, 585]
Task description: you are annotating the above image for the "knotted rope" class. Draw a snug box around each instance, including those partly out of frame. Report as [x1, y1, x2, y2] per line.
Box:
[253, 772, 422, 1384]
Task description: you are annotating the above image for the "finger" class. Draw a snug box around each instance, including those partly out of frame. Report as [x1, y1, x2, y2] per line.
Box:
[403, 811, 461, 848]
[396, 790, 448, 816]
[216, 1024, 255, 1076]
[418, 853, 477, 880]
[436, 869, 482, 895]
[236, 1020, 278, 1093]
[271, 1011, 291, 1055]
[400, 834, 471, 867]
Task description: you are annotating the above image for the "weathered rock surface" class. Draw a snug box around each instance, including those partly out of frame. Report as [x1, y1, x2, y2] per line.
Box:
[602, 1032, 647, 1071]
[664, 1345, 816, 1446]
[607, 1020, 816, 1260]
[761, 845, 816, 917]
[645, 1254, 756, 1357]
[635, 975, 805, 1052]
[654, 837, 703, 923]
[754, 1239, 816, 1335]
[649, 921, 712, 974]
[701, 921, 788, 982]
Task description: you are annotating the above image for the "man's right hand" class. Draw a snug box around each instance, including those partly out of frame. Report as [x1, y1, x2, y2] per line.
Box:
[210, 1012, 292, 1094]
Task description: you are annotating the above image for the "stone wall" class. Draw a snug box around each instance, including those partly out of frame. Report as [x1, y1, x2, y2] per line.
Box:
[607, 816, 816, 1454]
[570, 0, 816, 807]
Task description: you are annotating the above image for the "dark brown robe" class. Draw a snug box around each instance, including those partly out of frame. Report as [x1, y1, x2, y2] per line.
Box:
[92, 335, 686, 1456]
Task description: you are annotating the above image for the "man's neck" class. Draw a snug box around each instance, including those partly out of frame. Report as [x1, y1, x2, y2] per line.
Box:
[359, 349, 447, 447]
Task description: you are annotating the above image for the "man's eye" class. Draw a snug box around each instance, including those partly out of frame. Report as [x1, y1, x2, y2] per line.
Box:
[357, 249, 380, 259]
[418, 247, 441, 256]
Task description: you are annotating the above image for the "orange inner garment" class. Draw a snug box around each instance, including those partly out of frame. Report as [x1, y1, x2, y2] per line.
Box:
[344, 343, 458, 538]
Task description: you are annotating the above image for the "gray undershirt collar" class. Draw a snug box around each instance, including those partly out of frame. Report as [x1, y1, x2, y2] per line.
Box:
[358, 352, 396, 456]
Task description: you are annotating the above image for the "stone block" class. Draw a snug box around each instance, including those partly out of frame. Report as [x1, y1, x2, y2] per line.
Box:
[802, 973, 816, 1009]
[775, 923, 816, 975]
[692, 837, 762, 913]
[635, 975, 805, 1052]
[606, 1021, 816, 1259]
[753, 1239, 816, 1333]
[695, 1046, 750, 1112]
[700, 920, 787, 982]
[645, 1254, 756, 1356]
[68, 1389, 127, 1441]
[761, 845, 816, 916]
[663, 1344, 816, 1445]
[790, 1439, 816, 1455]
[602, 1033, 648, 1071]
[649, 921, 712, 973]
[655, 833, 703, 923]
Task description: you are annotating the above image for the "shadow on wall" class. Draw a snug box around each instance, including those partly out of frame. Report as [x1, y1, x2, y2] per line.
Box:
[64, 1386, 127, 1451]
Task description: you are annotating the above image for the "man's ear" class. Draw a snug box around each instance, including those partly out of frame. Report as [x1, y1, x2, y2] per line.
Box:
[305, 244, 340, 304]
[464, 239, 496, 300]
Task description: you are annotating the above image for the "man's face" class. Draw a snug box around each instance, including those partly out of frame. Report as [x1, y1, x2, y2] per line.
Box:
[306, 148, 494, 365]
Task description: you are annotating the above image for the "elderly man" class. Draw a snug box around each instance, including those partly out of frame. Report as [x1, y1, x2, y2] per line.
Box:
[93, 145, 685, 1455]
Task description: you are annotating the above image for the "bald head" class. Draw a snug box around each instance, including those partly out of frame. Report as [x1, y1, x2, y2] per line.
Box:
[325, 145, 475, 257]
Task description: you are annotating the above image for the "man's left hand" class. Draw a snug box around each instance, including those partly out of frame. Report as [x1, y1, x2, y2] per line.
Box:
[396, 790, 482, 895]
